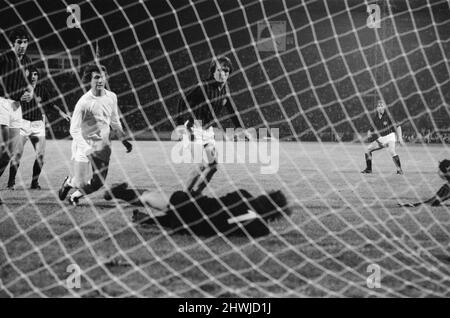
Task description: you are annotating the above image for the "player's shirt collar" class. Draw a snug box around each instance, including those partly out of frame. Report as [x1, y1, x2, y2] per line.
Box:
[205, 78, 226, 91]
[5, 49, 28, 63]
[89, 88, 107, 98]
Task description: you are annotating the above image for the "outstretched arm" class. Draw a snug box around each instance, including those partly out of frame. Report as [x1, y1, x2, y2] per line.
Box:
[398, 183, 450, 207]
[52, 104, 71, 121]
[396, 125, 405, 146]
[70, 101, 90, 148]
[224, 96, 244, 129]
[428, 183, 450, 206]
[110, 94, 132, 153]
[176, 86, 199, 128]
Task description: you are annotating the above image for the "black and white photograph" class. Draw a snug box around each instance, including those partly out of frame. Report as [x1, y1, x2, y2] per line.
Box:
[0, 0, 449, 300]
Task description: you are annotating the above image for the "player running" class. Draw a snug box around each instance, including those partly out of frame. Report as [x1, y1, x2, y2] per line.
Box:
[175, 56, 251, 196]
[361, 100, 405, 175]
[58, 64, 132, 206]
[0, 27, 33, 203]
[7, 66, 71, 190]
[104, 182, 291, 237]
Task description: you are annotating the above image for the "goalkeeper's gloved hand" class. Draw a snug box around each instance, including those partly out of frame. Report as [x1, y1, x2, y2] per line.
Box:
[122, 139, 133, 153]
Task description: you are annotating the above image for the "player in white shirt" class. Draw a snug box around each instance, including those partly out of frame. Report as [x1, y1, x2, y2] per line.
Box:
[58, 64, 132, 206]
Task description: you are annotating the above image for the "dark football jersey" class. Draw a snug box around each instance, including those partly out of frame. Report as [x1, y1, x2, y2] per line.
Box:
[430, 183, 450, 206]
[176, 80, 242, 130]
[0, 51, 32, 101]
[152, 190, 271, 237]
[21, 83, 53, 121]
[370, 111, 397, 138]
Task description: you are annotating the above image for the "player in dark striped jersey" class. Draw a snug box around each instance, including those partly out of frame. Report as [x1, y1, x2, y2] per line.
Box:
[361, 100, 405, 175]
[6, 66, 70, 190]
[104, 182, 291, 237]
[0, 27, 33, 203]
[175, 56, 251, 195]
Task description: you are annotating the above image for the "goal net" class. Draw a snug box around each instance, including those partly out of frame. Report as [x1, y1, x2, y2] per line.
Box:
[0, 0, 449, 298]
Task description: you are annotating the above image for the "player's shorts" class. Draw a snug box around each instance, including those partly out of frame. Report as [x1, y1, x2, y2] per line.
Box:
[376, 132, 396, 147]
[71, 139, 91, 163]
[20, 119, 45, 137]
[88, 143, 112, 163]
[0, 97, 22, 129]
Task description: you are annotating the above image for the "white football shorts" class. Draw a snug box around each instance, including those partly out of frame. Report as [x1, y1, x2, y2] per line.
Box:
[20, 119, 45, 137]
[71, 139, 91, 163]
[0, 97, 22, 129]
[376, 132, 396, 147]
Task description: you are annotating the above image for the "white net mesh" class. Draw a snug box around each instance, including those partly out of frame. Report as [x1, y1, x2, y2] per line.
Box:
[0, 0, 449, 298]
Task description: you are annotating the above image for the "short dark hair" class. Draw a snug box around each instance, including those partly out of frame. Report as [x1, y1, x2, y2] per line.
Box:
[27, 65, 39, 82]
[439, 159, 450, 182]
[209, 56, 233, 78]
[249, 190, 291, 222]
[82, 64, 107, 83]
[8, 26, 30, 43]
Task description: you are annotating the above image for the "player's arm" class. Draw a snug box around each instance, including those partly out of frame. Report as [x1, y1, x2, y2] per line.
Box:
[44, 86, 71, 121]
[396, 124, 405, 146]
[428, 183, 450, 206]
[70, 100, 90, 148]
[18, 58, 34, 103]
[110, 94, 132, 153]
[176, 87, 199, 127]
[224, 96, 254, 140]
[366, 113, 377, 142]
[52, 105, 71, 121]
[174, 87, 200, 140]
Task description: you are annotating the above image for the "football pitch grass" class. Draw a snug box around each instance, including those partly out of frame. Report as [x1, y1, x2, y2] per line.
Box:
[0, 140, 449, 297]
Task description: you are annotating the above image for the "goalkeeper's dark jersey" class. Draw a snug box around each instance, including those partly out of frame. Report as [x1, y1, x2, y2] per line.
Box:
[154, 189, 271, 237]
[429, 183, 450, 206]
[370, 111, 397, 138]
[176, 80, 242, 130]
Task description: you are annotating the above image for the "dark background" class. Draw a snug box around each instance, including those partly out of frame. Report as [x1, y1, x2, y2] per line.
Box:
[1, 0, 449, 140]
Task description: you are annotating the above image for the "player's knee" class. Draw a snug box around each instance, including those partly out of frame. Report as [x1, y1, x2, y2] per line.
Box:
[0, 143, 8, 155]
[72, 179, 86, 189]
[37, 154, 44, 165]
[208, 160, 218, 170]
[192, 163, 205, 174]
[204, 144, 217, 160]
[388, 148, 397, 157]
[11, 153, 22, 165]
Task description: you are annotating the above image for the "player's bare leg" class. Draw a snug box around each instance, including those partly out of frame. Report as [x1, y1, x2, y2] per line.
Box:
[0, 125, 9, 203]
[186, 143, 218, 195]
[7, 134, 28, 189]
[30, 135, 46, 188]
[58, 161, 90, 200]
[362, 141, 383, 174]
[69, 156, 109, 206]
[386, 141, 403, 174]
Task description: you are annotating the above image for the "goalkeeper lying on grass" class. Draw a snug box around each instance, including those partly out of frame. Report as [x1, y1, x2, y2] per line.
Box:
[104, 183, 291, 237]
[398, 159, 450, 207]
